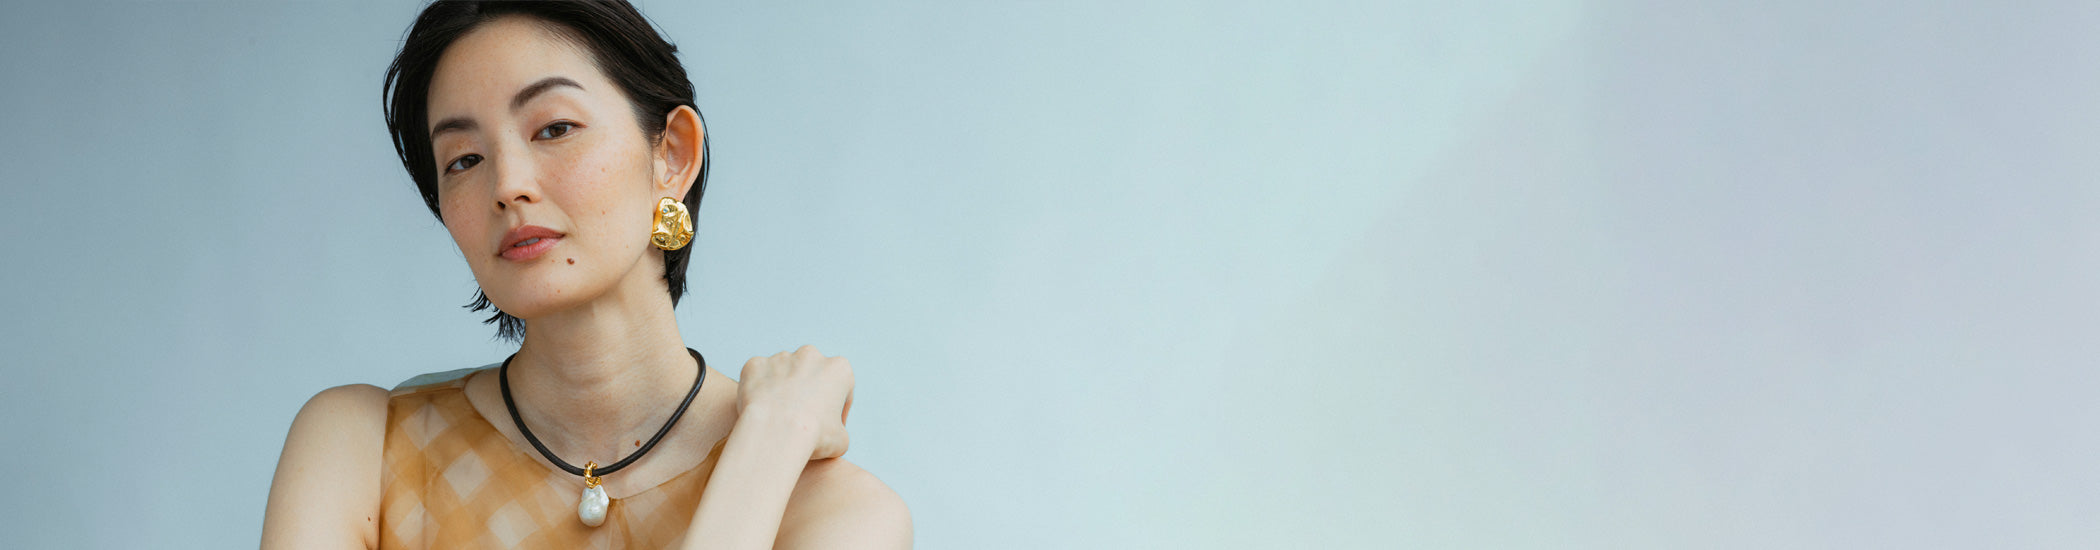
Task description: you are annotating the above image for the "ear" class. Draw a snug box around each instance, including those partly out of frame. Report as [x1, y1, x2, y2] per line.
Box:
[652, 105, 705, 199]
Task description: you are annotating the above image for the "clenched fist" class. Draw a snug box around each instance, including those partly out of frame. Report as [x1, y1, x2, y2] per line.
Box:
[737, 345, 855, 461]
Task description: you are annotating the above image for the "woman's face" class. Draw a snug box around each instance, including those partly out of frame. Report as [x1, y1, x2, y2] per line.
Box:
[424, 17, 682, 321]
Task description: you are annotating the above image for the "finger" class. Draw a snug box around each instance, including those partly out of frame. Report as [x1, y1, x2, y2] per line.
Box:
[812, 433, 848, 460]
[842, 388, 854, 424]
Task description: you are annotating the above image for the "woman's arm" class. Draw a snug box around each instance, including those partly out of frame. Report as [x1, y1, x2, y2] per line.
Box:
[261, 384, 388, 550]
[679, 346, 912, 550]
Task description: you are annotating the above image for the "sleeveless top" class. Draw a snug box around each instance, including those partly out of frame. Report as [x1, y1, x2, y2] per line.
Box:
[377, 366, 728, 549]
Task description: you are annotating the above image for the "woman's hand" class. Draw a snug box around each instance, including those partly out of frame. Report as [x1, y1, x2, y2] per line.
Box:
[737, 345, 855, 461]
[685, 345, 903, 550]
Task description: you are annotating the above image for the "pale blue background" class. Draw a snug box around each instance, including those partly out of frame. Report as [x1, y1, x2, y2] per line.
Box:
[3, 1, 2098, 548]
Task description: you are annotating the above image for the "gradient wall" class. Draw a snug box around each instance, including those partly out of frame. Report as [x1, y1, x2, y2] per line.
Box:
[3, 1, 2096, 548]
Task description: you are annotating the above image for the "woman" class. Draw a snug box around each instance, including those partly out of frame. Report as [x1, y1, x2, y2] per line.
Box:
[260, 1, 911, 548]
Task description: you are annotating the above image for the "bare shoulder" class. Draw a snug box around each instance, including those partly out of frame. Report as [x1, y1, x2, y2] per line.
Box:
[261, 384, 389, 550]
[776, 458, 914, 550]
[297, 384, 391, 424]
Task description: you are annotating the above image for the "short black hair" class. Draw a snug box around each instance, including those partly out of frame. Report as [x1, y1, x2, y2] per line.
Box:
[382, 0, 709, 342]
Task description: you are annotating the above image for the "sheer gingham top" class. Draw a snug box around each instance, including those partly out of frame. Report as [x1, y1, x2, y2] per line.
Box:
[378, 367, 727, 549]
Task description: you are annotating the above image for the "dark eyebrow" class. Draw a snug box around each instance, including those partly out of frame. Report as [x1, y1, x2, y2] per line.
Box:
[512, 76, 584, 111]
[428, 76, 586, 139]
[429, 117, 476, 140]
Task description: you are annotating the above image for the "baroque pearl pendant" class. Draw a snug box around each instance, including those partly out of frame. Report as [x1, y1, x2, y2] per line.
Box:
[578, 461, 609, 527]
[579, 484, 609, 527]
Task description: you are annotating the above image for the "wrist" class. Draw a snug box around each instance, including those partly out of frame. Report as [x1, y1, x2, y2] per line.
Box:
[731, 401, 821, 456]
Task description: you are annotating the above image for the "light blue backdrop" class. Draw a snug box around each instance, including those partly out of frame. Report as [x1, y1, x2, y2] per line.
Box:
[3, 1, 2097, 548]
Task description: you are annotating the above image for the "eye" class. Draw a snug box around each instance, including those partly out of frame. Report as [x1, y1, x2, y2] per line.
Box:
[536, 121, 579, 140]
[444, 154, 482, 174]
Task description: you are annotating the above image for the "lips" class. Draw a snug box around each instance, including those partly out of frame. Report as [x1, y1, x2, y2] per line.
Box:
[499, 225, 564, 261]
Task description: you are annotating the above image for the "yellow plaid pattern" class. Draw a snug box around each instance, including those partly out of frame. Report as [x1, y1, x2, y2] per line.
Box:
[378, 371, 725, 549]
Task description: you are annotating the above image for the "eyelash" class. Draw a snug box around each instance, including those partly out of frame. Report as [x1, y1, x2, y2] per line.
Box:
[441, 121, 582, 176]
[536, 120, 579, 140]
[444, 154, 483, 175]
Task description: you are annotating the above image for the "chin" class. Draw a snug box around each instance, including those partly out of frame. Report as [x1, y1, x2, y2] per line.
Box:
[482, 292, 578, 321]
[479, 274, 593, 320]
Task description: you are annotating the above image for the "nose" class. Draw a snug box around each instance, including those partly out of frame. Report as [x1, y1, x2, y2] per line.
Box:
[490, 150, 543, 211]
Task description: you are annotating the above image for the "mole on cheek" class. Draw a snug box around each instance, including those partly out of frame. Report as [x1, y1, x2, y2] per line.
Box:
[567, 258, 575, 265]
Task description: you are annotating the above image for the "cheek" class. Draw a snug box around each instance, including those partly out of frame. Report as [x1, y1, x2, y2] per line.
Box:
[549, 145, 655, 246]
[436, 193, 489, 256]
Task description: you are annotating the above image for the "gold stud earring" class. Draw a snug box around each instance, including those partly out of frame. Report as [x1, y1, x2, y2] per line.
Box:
[651, 197, 693, 250]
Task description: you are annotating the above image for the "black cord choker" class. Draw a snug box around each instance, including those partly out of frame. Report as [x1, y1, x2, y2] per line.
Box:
[499, 347, 705, 527]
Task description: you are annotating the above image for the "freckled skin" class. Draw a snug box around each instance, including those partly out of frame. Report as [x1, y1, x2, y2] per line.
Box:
[425, 17, 669, 320]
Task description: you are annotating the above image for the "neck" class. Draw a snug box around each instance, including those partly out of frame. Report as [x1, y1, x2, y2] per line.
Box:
[507, 274, 697, 467]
